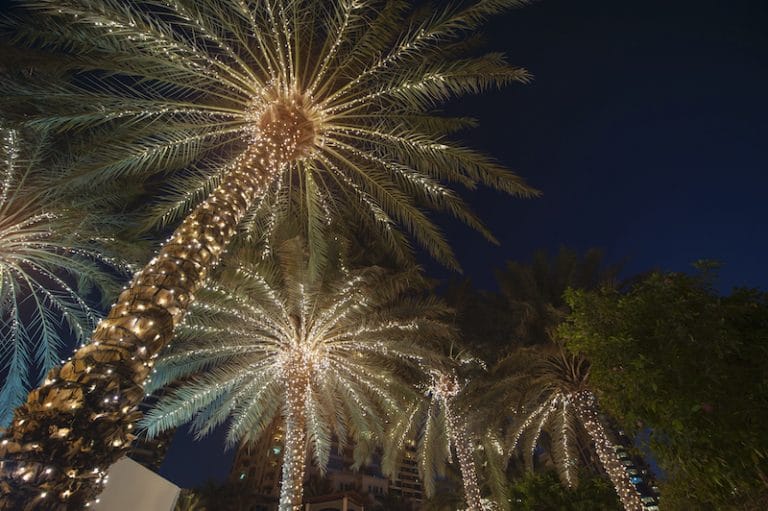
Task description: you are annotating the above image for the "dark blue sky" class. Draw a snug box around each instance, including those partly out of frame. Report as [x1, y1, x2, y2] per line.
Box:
[431, 0, 768, 293]
[161, 0, 766, 486]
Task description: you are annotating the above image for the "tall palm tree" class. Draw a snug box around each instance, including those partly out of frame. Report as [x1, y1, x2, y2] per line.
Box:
[504, 348, 644, 511]
[383, 346, 502, 511]
[0, 2, 534, 506]
[141, 237, 451, 510]
[0, 125, 129, 425]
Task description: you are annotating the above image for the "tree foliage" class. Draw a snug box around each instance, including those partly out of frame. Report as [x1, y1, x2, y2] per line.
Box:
[561, 268, 768, 509]
[0, 0, 536, 273]
[508, 470, 622, 511]
[0, 125, 130, 425]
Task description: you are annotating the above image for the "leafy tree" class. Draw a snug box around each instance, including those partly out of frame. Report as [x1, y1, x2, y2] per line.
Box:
[508, 470, 622, 511]
[444, 248, 619, 364]
[443, 280, 513, 362]
[142, 237, 451, 510]
[0, 125, 129, 425]
[0, 1, 534, 504]
[561, 268, 768, 509]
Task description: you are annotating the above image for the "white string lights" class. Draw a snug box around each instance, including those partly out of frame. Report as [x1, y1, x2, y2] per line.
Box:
[573, 391, 645, 511]
[431, 371, 484, 511]
[141, 251, 445, 511]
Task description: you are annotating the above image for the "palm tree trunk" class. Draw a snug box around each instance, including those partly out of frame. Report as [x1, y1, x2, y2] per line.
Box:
[445, 402, 484, 511]
[573, 391, 644, 511]
[279, 376, 309, 511]
[0, 156, 278, 510]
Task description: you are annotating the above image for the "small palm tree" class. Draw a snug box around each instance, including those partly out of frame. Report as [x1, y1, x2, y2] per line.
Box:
[0, 125, 127, 425]
[141, 237, 451, 510]
[504, 348, 644, 511]
[384, 346, 502, 511]
[0, 2, 534, 504]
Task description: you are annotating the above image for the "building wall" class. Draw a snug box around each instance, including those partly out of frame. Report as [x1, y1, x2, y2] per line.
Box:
[230, 421, 285, 498]
[94, 457, 179, 511]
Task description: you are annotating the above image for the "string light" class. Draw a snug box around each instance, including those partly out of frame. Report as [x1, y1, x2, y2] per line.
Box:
[573, 391, 645, 511]
[143, 253, 442, 511]
[430, 371, 484, 511]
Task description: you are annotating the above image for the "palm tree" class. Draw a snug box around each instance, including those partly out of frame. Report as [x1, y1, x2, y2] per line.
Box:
[494, 247, 620, 346]
[504, 348, 644, 511]
[0, 2, 534, 505]
[140, 237, 451, 510]
[383, 346, 502, 511]
[0, 125, 129, 425]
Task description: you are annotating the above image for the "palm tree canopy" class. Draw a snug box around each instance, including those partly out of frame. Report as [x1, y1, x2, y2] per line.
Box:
[140, 236, 453, 471]
[1, 0, 536, 271]
[0, 125, 130, 424]
[499, 347, 591, 488]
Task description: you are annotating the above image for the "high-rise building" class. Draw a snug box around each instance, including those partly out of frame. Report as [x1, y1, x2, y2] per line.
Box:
[228, 425, 422, 510]
[386, 441, 423, 503]
[228, 420, 284, 510]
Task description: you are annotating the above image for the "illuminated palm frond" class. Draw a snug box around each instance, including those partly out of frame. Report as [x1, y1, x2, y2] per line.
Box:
[502, 348, 586, 488]
[0, 126, 129, 425]
[140, 236, 451, 505]
[383, 344, 495, 510]
[2, 0, 535, 271]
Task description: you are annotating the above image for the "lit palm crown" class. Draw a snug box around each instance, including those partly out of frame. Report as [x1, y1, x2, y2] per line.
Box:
[505, 349, 591, 488]
[140, 237, 453, 467]
[3, 0, 534, 269]
[0, 126, 128, 424]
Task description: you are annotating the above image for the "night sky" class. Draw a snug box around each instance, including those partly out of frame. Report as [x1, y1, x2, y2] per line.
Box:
[157, 0, 768, 487]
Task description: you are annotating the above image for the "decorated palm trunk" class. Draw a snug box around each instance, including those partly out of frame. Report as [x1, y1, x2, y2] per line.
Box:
[0, 100, 316, 509]
[279, 369, 309, 511]
[572, 391, 644, 511]
[444, 401, 484, 511]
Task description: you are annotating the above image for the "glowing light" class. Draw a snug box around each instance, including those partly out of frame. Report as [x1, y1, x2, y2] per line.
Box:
[144, 248, 442, 511]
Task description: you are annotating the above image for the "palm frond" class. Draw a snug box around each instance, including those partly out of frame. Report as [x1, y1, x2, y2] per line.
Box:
[0, 125, 130, 425]
[142, 235, 451, 484]
[3, 0, 536, 269]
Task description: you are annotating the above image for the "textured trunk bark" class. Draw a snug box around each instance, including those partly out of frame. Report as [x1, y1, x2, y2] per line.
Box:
[278, 376, 308, 511]
[0, 154, 277, 510]
[573, 391, 644, 511]
[445, 401, 484, 511]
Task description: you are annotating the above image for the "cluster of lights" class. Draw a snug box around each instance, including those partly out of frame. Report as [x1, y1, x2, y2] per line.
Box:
[430, 371, 484, 511]
[572, 391, 645, 511]
[143, 255, 441, 511]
